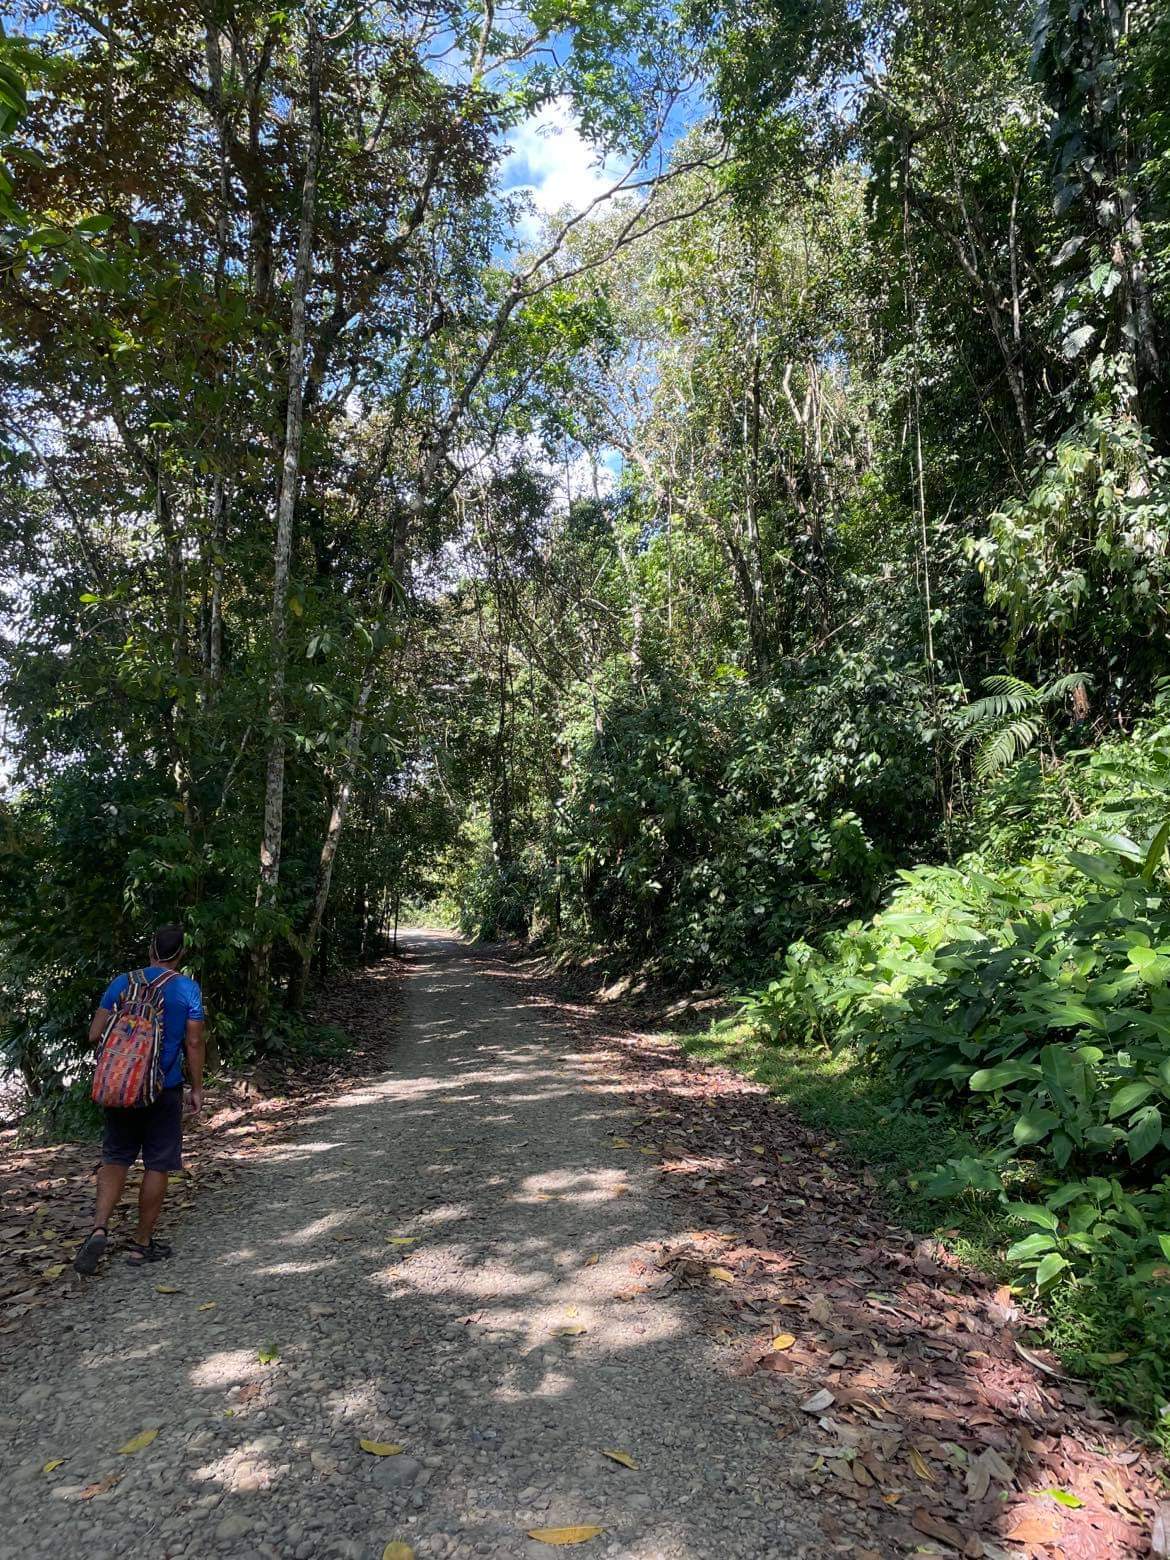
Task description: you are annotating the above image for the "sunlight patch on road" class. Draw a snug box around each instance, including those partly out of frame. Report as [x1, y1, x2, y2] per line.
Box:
[189, 1349, 269, 1389]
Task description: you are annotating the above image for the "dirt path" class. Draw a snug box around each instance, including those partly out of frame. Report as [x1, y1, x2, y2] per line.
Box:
[0, 931, 839, 1560]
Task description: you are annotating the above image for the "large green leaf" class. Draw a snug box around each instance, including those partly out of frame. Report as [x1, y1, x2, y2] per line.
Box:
[969, 1061, 1040, 1092]
[1034, 1251, 1070, 1287]
[1126, 1105, 1162, 1163]
[1109, 1080, 1154, 1119]
[1006, 1232, 1056, 1262]
[1013, 1108, 1059, 1146]
[1009, 1203, 1059, 1231]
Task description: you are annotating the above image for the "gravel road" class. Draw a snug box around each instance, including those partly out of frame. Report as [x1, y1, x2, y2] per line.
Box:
[0, 930, 837, 1560]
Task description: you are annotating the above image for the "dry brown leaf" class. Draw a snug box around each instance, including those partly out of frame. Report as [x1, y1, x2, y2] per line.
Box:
[966, 1447, 1013, 1501]
[197, 1301, 217, 1311]
[911, 1508, 966, 1549]
[118, 1429, 159, 1454]
[1014, 1340, 1066, 1378]
[527, 1527, 604, 1546]
[600, 1448, 639, 1470]
[360, 1440, 404, 1456]
[800, 1388, 835, 1413]
[807, 1295, 833, 1325]
[41, 1264, 66, 1280]
[583, 1254, 600, 1267]
[1004, 1509, 1063, 1545]
[610, 1138, 631, 1149]
[907, 1447, 935, 1483]
[79, 1474, 121, 1500]
[708, 1266, 735, 1284]
[1151, 1502, 1170, 1559]
[154, 1284, 180, 1294]
[771, 1333, 796, 1351]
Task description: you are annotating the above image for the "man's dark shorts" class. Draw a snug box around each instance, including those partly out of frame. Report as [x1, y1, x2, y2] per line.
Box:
[101, 1085, 184, 1173]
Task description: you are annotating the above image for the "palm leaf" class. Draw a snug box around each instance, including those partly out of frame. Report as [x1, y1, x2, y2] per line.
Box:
[974, 718, 1040, 780]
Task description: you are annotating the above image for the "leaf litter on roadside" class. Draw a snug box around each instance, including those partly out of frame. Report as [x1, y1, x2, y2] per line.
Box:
[484, 949, 1166, 1560]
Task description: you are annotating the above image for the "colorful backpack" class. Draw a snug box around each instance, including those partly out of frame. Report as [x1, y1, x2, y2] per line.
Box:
[91, 969, 178, 1109]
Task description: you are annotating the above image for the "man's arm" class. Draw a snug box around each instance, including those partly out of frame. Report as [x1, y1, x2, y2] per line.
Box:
[89, 1007, 112, 1047]
[185, 1018, 206, 1114]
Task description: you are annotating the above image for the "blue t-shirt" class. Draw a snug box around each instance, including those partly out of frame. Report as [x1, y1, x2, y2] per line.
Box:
[100, 967, 205, 1089]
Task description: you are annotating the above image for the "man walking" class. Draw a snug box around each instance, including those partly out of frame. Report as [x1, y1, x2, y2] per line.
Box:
[73, 924, 205, 1273]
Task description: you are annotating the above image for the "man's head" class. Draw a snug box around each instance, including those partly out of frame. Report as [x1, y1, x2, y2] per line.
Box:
[150, 923, 186, 967]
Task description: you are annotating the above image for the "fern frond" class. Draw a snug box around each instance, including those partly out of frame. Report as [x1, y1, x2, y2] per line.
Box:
[1040, 672, 1091, 704]
[981, 675, 1037, 699]
[974, 718, 1040, 780]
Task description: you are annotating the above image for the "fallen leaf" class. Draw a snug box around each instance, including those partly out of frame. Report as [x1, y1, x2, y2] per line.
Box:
[118, 1429, 159, 1454]
[966, 1447, 1013, 1500]
[807, 1295, 833, 1325]
[1014, 1340, 1066, 1378]
[387, 1237, 418, 1246]
[600, 1448, 638, 1470]
[771, 1333, 796, 1352]
[1035, 1487, 1083, 1509]
[911, 1508, 966, 1549]
[360, 1440, 404, 1456]
[907, 1447, 935, 1484]
[197, 1301, 217, 1311]
[1151, 1502, 1170, 1559]
[527, 1527, 604, 1546]
[42, 1459, 65, 1473]
[610, 1185, 630, 1197]
[800, 1389, 835, 1413]
[583, 1254, 600, 1267]
[154, 1284, 180, 1294]
[382, 1546, 415, 1560]
[708, 1266, 735, 1284]
[42, 1264, 66, 1280]
[79, 1473, 121, 1499]
[257, 1344, 280, 1364]
[1005, 1510, 1063, 1544]
[610, 1138, 631, 1149]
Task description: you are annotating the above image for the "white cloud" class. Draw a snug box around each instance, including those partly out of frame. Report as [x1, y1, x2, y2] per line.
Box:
[503, 99, 626, 235]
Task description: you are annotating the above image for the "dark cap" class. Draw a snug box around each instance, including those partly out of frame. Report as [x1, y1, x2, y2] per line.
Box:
[151, 924, 185, 962]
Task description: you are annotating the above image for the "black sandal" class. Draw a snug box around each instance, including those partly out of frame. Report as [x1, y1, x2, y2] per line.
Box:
[73, 1227, 109, 1276]
[126, 1238, 173, 1266]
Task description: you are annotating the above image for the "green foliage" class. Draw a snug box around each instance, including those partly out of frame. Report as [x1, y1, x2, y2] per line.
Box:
[550, 657, 935, 978]
[971, 417, 1170, 687]
[737, 728, 1170, 1428]
[951, 673, 1089, 781]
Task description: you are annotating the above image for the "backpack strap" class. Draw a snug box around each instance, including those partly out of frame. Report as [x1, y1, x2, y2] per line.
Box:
[146, 968, 180, 994]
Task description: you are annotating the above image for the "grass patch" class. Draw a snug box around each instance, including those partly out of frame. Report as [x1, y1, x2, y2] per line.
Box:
[677, 1014, 1170, 1447]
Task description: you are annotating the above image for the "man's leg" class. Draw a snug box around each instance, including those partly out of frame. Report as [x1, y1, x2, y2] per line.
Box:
[93, 1161, 130, 1229]
[132, 1170, 169, 1245]
[74, 1158, 130, 1273]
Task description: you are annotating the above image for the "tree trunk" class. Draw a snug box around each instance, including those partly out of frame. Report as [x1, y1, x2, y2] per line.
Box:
[249, 6, 322, 1026]
[290, 505, 409, 1005]
[290, 666, 375, 1008]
